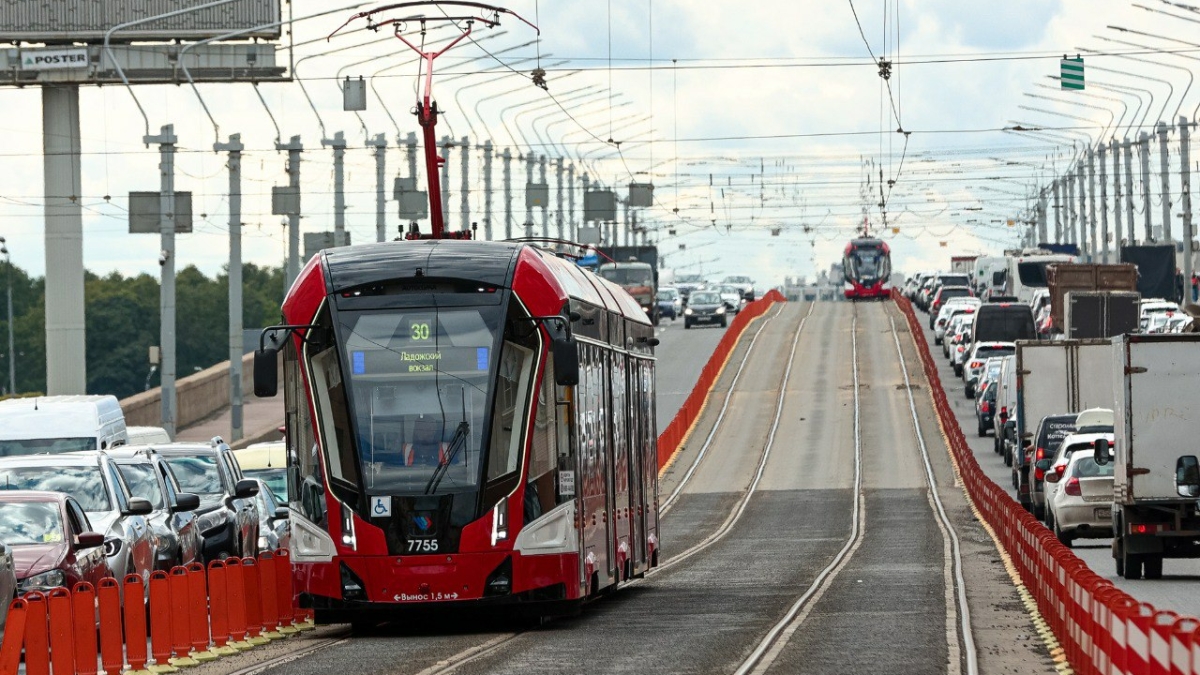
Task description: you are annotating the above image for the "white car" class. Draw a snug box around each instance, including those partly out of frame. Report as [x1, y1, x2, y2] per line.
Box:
[934, 300, 981, 345]
[944, 314, 972, 359]
[1043, 436, 1115, 547]
[721, 275, 756, 301]
[963, 342, 1016, 398]
[717, 285, 745, 313]
[1139, 299, 1179, 332]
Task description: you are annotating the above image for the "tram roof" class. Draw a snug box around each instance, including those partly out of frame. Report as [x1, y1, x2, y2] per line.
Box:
[323, 239, 521, 292]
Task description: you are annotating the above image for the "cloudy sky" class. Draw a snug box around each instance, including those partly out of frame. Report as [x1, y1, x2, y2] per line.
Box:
[0, 0, 1191, 288]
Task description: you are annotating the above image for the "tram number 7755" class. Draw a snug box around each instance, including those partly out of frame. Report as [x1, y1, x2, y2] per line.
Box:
[407, 539, 439, 552]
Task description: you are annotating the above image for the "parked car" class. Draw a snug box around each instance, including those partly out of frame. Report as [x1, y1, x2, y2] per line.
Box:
[683, 290, 728, 329]
[975, 380, 998, 437]
[963, 342, 1016, 398]
[154, 439, 260, 561]
[1021, 414, 1080, 517]
[656, 287, 682, 321]
[250, 478, 291, 554]
[107, 447, 202, 570]
[0, 491, 107, 601]
[233, 442, 287, 501]
[1043, 449, 1115, 547]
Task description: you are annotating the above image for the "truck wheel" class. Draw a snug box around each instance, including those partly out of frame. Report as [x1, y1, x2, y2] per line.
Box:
[1144, 556, 1163, 580]
[1118, 542, 1143, 580]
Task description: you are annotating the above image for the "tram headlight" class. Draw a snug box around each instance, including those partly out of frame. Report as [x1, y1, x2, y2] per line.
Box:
[490, 498, 509, 546]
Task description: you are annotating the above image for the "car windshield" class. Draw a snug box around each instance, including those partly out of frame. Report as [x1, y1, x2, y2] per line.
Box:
[245, 468, 286, 501]
[657, 289, 678, 301]
[116, 463, 165, 510]
[0, 437, 97, 457]
[164, 456, 224, 498]
[0, 466, 111, 512]
[1071, 456, 1115, 478]
[1017, 261, 1055, 286]
[974, 346, 1014, 359]
[691, 292, 720, 304]
[0, 501, 65, 545]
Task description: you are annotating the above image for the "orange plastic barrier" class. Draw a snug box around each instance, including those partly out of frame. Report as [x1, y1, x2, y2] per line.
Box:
[47, 588, 75, 675]
[122, 575, 149, 674]
[258, 552, 280, 637]
[72, 582, 98, 675]
[24, 591, 49, 675]
[0, 598, 26, 675]
[168, 566, 198, 666]
[147, 571, 174, 670]
[891, 290, 1200, 675]
[242, 558, 267, 644]
[186, 562, 218, 661]
[275, 549, 299, 633]
[224, 558, 252, 650]
[97, 578, 124, 675]
[655, 289, 786, 471]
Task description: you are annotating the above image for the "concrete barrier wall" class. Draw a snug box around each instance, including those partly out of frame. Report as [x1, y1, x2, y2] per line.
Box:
[120, 353, 257, 429]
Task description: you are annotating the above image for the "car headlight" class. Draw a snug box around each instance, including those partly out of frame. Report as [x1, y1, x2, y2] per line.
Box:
[103, 538, 123, 558]
[642, 305, 651, 313]
[715, 306, 726, 314]
[20, 569, 66, 591]
[684, 308, 693, 316]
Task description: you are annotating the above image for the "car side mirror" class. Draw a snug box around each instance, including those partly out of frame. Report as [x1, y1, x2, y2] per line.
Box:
[1094, 438, 1111, 466]
[1177, 456, 1200, 498]
[1044, 470, 1061, 484]
[271, 505, 291, 520]
[254, 346, 279, 397]
[234, 479, 260, 500]
[1034, 459, 1052, 472]
[75, 532, 105, 549]
[125, 498, 153, 516]
[173, 492, 201, 513]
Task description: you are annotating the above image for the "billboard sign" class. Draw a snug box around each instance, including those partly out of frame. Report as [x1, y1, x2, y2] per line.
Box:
[0, 0, 281, 43]
[20, 49, 89, 71]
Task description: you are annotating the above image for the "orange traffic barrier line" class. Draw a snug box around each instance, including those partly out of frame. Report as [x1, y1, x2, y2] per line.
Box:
[224, 558, 255, 650]
[123, 574, 153, 675]
[242, 558, 270, 646]
[167, 567, 199, 668]
[275, 550, 299, 635]
[146, 572, 178, 673]
[257, 553, 284, 640]
[0, 598, 27, 675]
[98, 578, 125, 675]
[25, 591, 49, 675]
[206, 561, 238, 656]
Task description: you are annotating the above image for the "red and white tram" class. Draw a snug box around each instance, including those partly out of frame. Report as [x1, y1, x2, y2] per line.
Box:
[254, 240, 660, 622]
[843, 237, 892, 300]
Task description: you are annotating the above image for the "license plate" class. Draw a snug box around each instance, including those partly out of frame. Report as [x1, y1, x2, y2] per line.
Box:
[1096, 508, 1111, 519]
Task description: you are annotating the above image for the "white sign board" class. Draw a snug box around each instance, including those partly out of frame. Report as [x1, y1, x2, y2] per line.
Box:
[370, 496, 392, 517]
[21, 49, 88, 71]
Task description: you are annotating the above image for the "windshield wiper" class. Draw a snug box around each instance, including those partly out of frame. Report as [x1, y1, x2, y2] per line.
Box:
[424, 420, 470, 495]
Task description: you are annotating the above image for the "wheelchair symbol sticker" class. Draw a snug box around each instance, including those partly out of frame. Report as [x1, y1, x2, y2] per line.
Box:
[371, 496, 392, 517]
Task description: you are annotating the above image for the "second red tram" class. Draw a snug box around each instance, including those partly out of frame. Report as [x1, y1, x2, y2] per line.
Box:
[255, 240, 660, 622]
[843, 237, 892, 300]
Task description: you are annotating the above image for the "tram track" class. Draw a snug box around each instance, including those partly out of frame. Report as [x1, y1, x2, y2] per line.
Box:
[729, 303, 979, 675]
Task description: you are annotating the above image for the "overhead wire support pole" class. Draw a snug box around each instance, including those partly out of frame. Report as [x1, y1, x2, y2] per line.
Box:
[1158, 121, 1173, 243]
[1181, 115, 1195, 305]
[144, 125, 179, 439]
[214, 134, 245, 442]
[368, 134, 389, 242]
[1099, 142, 1110, 263]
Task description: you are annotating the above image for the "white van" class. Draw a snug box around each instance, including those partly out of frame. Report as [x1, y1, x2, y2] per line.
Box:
[0, 395, 128, 456]
[1004, 252, 1078, 305]
[125, 426, 171, 445]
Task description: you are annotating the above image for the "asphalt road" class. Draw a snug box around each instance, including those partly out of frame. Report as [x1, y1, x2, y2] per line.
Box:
[917, 308, 1200, 618]
[652, 313, 729, 434]
[200, 301, 1051, 675]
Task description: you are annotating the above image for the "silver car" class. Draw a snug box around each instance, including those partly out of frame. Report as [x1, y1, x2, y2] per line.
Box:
[1045, 442, 1115, 547]
[0, 452, 156, 585]
[251, 478, 291, 554]
[107, 448, 203, 570]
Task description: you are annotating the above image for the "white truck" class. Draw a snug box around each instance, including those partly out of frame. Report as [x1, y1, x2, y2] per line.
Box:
[1097, 334, 1200, 580]
[1012, 340, 1115, 516]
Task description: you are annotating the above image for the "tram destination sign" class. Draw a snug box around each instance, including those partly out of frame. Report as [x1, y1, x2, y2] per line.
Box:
[352, 347, 491, 376]
[0, 0, 281, 43]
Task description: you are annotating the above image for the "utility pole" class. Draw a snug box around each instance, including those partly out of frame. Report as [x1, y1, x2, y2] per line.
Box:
[567, 163, 576, 240]
[622, 198, 630, 246]
[483, 141, 494, 240]
[460, 136, 470, 234]
[145, 125, 178, 439]
[406, 132, 419, 185]
[1037, 191, 1048, 243]
[1112, 138, 1123, 253]
[1182, 116, 1195, 303]
[367, 133, 387, 242]
[1139, 131, 1153, 242]
[1077, 163, 1087, 257]
[324, 131, 347, 246]
[1124, 138, 1135, 246]
[538, 155, 548, 238]
[1158, 121, 1172, 243]
[215, 134, 244, 442]
[1066, 170, 1076, 245]
[440, 136, 452, 224]
[1099, 144, 1108, 263]
[278, 136, 303, 287]
[502, 148, 513, 239]
[1053, 179, 1062, 242]
[1093, 146, 1105, 263]
[582, 172, 591, 241]
[524, 153, 534, 238]
[555, 157, 565, 241]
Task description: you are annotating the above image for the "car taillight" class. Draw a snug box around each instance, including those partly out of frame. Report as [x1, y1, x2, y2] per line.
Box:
[1131, 523, 1172, 535]
[999, 406, 1008, 418]
[957, 346, 964, 353]
[1064, 477, 1081, 497]
[1035, 446, 1045, 460]
[981, 401, 991, 414]
[1034, 467, 1045, 481]
[970, 361, 982, 369]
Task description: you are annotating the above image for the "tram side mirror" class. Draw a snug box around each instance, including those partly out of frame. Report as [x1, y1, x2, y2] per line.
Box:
[254, 347, 279, 397]
[552, 335, 580, 386]
[1177, 456, 1200, 498]
[1093, 438, 1110, 466]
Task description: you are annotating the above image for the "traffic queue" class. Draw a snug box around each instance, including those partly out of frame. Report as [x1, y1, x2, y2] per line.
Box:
[0, 394, 291, 625]
[907, 250, 1200, 581]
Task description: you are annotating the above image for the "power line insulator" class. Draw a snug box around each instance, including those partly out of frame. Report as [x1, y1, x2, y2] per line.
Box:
[531, 68, 548, 90]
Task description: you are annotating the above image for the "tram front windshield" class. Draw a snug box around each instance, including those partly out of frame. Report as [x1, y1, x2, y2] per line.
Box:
[313, 305, 531, 496]
[847, 245, 889, 280]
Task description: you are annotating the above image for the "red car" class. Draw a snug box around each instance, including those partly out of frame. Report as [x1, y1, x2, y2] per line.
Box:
[0, 491, 110, 593]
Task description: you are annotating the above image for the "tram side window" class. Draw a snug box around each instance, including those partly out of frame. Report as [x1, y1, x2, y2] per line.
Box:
[284, 339, 325, 526]
[526, 359, 558, 522]
[308, 309, 361, 488]
[487, 340, 535, 483]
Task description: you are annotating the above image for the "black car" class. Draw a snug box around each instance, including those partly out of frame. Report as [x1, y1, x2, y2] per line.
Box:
[974, 381, 997, 437]
[1018, 414, 1078, 518]
[683, 290, 728, 329]
[107, 447, 203, 571]
[153, 438, 260, 561]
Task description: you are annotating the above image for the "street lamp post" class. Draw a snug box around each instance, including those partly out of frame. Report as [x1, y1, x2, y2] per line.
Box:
[0, 239, 13, 395]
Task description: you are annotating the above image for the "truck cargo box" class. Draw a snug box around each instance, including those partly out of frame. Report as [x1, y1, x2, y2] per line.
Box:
[1064, 291, 1141, 338]
[1046, 263, 1138, 332]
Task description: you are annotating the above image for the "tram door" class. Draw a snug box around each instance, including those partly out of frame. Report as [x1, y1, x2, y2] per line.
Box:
[579, 343, 614, 592]
[610, 351, 631, 578]
[627, 357, 646, 575]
